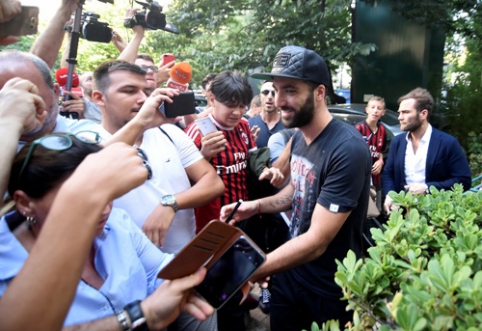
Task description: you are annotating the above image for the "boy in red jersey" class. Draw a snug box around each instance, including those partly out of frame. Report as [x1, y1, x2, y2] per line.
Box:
[355, 96, 387, 210]
[185, 70, 282, 232]
[185, 70, 282, 331]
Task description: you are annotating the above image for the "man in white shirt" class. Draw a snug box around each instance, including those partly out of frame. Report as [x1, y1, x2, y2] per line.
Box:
[90, 60, 224, 331]
[383, 87, 471, 214]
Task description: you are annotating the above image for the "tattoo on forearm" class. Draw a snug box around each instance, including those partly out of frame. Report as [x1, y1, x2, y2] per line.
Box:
[269, 194, 293, 209]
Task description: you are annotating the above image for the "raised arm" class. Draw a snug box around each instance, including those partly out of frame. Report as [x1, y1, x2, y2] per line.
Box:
[30, 0, 79, 69]
[117, 8, 145, 63]
[0, 78, 47, 199]
[0, 143, 149, 331]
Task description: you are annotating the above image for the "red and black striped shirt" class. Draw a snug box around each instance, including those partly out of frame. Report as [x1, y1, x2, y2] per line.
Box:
[355, 121, 387, 188]
[185, 115, 257, 231]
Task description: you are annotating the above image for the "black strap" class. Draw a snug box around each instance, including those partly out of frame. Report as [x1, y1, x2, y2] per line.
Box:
[159, 127, 174, 143]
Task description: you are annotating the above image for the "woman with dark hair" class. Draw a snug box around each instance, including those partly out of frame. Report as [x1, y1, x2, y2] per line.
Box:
[0, 132, 213, 330]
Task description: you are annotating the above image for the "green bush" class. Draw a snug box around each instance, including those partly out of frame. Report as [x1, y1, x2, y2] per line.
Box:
[312, 185, 482, 331]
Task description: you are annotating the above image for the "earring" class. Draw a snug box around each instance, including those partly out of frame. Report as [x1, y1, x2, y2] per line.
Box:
[23, 211, 37, 231]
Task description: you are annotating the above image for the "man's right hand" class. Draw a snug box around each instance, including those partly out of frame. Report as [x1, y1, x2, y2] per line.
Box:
[220, 200, 258, 225]
[0, 78, 47, 134]
[134, 88, 181, 130]
[156, 60, 175, 86]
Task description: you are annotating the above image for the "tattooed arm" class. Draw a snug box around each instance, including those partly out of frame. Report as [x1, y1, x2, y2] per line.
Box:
[219, 184, 294, 223]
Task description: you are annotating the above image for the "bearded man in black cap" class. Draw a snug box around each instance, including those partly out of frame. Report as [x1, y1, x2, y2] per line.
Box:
[220, 45, 371, 330]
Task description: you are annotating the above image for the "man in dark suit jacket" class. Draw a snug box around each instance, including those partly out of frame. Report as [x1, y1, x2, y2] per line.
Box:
[383, 87, 471, 214]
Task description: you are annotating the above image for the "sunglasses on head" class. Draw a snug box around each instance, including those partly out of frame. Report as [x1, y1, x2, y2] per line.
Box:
[139, 65, 158, 73]
[261, 90, 275, 97]
[17, 131, 102, 182]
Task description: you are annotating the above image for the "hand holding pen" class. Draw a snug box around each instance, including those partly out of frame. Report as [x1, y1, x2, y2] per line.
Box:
[224, 199, 243, 223]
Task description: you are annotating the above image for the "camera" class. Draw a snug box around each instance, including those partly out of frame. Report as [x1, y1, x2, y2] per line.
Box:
[81, 12, 112, 43]
[66, 11, 112, 43]
[124, 0, 179, 34]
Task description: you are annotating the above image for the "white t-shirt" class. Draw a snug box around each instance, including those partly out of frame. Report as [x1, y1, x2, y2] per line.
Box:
[115, 125, 202, 254]
[71, 123, 203, 254]
[53, 117, 203, 254]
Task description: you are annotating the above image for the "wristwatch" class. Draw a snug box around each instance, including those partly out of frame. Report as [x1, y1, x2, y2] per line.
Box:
[124, 300, 149, 331]
[424, 185, 430, 195]
[160, 194, 179, 212]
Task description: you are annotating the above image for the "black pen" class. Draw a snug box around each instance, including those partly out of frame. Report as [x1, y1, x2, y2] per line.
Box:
[225, 199, 243, 223]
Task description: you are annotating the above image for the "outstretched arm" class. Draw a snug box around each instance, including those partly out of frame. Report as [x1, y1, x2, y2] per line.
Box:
[63, 268, 213, 331]
[30, 0, 79, 69]
[0, 143, 149, 331]
[117, 9, 145, 63]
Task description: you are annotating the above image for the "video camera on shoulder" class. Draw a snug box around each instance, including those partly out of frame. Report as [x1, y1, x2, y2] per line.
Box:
[124, 0, 179, 34]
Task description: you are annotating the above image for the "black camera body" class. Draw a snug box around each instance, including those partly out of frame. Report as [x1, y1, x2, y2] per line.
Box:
[81, 11, 112, 43]
[124, 0, 179, 34]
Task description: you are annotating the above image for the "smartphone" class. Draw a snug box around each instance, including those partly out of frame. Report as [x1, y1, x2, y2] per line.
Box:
[157, 221, 266, 309]
[161, 53, 176, 66]
[195, 236, 266, 309]
[161, 92, 196, 118]
[195, 117, 217, 136]
[0, 6, 39, 40]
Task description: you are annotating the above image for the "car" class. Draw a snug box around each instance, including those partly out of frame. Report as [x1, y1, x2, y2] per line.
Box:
[327, 103, 402, 137]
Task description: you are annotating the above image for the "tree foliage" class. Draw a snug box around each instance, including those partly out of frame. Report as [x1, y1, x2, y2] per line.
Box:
[145, 0, 376, 86]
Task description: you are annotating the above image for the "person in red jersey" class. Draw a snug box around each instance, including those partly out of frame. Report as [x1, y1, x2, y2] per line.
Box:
[355, 96, 387, 210]
[185, 70, 283, 331]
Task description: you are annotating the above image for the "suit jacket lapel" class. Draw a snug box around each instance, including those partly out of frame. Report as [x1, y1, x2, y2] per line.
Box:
[426, 129, 440, 179]
[398, 136, 408, 187]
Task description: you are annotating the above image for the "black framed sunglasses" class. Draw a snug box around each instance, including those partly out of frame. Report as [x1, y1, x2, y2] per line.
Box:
[261, 90, 275, 97]
[139, 64, 158, 73]
[17, 131, 102, 181]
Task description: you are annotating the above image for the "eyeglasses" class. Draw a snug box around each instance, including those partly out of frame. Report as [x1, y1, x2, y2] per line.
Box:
[133, 145, 153, 180]
[261, 90, 275, 97]
[17, 131, 102, 182]
[139, 65, 158, 73]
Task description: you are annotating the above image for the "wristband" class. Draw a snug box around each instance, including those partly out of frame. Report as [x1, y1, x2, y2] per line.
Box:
[257, 200, 263, 218]
[124, 300, 149, 331]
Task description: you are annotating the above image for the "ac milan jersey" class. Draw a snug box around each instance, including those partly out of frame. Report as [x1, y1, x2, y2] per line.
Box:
[185, 115, 257, 231]
[355, 121, 387, 188]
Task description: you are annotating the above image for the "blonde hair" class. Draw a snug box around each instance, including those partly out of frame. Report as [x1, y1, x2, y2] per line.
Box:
[368, 96, 385, 109]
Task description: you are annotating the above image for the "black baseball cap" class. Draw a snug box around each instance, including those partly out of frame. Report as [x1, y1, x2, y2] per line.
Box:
[251, 45, 330, 87]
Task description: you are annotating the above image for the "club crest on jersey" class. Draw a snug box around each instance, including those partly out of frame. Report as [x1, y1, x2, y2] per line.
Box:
[241, 132, 249, 145]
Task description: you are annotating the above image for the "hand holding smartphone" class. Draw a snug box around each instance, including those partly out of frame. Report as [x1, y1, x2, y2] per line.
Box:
[195, 117, 217, 136]
[158, 220, 265, 309]
[159, 92, 196, 118]
[161, 53, 176, 66]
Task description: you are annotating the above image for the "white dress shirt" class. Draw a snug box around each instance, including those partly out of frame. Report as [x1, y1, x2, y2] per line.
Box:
[405, 124, 433, 186]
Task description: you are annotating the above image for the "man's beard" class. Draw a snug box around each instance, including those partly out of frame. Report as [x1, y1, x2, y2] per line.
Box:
[281, 90, 315, 128]
[402, 113, 423, 132]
